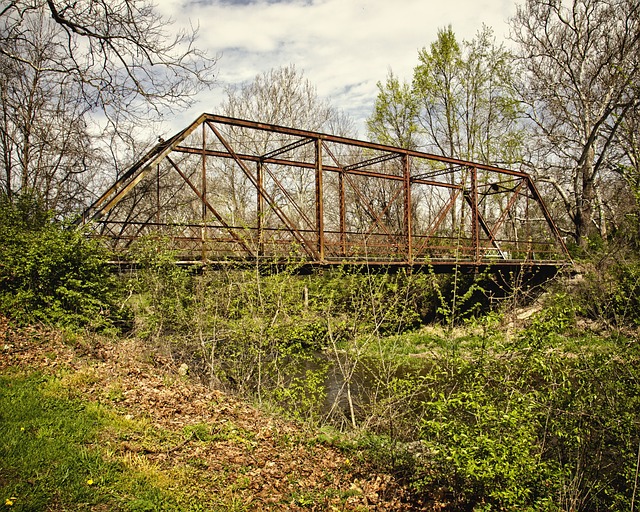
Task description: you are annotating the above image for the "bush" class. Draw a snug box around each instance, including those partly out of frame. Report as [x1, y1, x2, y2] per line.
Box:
[0, 193, 127, 330]
[578, 261, 640, 326]
[417, 357, 561, 511]
[412, 335, 640, 511]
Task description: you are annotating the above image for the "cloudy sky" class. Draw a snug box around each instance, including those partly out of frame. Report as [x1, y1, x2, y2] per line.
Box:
[156, 0, 519, 137]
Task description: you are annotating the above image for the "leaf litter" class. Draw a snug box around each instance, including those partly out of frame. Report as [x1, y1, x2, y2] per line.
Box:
[0, 318, 430, 510]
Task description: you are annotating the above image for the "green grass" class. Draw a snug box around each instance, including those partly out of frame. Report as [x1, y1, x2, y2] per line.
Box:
[0, 372, 182, 511]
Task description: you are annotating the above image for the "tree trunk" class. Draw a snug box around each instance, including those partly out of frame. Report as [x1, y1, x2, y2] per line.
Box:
[576, 149, 596, 248]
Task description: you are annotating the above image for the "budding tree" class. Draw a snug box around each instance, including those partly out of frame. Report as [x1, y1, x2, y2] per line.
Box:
[367, 27, 522, 237]
[411, 25, 522, 166]
[366, 71, 419, 150]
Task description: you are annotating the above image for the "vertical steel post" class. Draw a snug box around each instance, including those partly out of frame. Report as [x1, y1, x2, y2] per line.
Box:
[156, 163, 160, 225]
[470, 166, 480, 263]
[257, 161, 264, 257]
[339, 169, 346, 257]
[526, 190, 531, 260]
[403, 154, 412, 263]
[201, 123, 207, 261]
[315, 139, 325, 262]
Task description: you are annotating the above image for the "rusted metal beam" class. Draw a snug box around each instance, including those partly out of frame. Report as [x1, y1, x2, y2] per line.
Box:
[362, 184, 404, 239]
[260, 161, 315, 231]
[414, 188, 463, 257]
[261, 137, 314, 160]
[315, 139, 325, 261]
[339, 165, 346, 257]
[526, 177, 572, 260]
[206, 120, 319, 260]
[344, 152, 400, 171]
[470, 167, 480, 263]
[80, 113, 208, 223]
[81, 113, 571, 271]
[403, 155, 412, 262]
[322, 141, 397, 240]
[257, 161, 265, 257]
[488, 179, 527, 237]
[202, 114, 530, 178]
[165, 156, 255, 257]
[201, 122, 207, 261]
[462, 192, 507, 259]
[172, 145, 462, 189]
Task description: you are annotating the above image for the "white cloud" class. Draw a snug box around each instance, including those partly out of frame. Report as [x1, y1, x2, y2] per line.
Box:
[158, 0, 519, 137]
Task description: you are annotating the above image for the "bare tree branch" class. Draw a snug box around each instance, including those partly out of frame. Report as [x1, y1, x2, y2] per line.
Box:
[511, 0, 640, 246]
[0, 0, 217, 214]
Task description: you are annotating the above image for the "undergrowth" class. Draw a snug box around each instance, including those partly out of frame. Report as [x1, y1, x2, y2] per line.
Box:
[2, 197, 640, 510]
[0, 194, 129, 331]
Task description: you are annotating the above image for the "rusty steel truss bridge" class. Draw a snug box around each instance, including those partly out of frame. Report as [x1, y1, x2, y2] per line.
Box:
[80, 114, 571, 273]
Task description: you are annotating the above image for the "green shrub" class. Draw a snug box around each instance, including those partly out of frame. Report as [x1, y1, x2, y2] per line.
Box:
[518, 292, 579, 348]
[0, 193, 127, 330]
[412, 337, 640, 511]
[417, 358, 561, 511]
[125, 236, 194, 337]
[579, 261, 640, 326]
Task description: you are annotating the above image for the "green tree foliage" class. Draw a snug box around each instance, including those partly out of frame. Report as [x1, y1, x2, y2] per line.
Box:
[366, 71, 419, 149]
[368, 26, 522, 167]
[0, 193, 125, 329]
[413, 25, 464, 159]
[413, 25, 522, 166]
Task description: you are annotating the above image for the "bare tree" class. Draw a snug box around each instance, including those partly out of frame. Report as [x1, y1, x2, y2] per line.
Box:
[222, 65, 353, 137]
[613, 100, 640, 201]
[218, 65, 355, 227]
[0, 0, 216, 212]
[0, 15, 95, 212]
[510, 0, 640, 247]
[1, 1, 215, 120]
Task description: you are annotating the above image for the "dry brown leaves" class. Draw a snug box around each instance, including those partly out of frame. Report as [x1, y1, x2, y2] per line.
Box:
[0, 318, 429, 511]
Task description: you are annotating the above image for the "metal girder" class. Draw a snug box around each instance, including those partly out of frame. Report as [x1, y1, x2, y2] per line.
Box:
[164, 155, 255, 257]
[80, 114, 572, 271]
[205, 120, 318, 260]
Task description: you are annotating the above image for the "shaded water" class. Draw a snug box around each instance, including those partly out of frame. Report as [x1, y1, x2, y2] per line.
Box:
[300, 351, 432, 425]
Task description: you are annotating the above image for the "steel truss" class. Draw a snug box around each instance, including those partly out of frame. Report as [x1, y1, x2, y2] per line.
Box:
[81, 114, 571, 271]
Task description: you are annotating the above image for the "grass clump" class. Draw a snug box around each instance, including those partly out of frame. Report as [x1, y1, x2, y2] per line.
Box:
[0, 372, 182, 511]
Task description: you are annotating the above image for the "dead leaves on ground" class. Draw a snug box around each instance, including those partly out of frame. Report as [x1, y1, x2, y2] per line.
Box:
[0, 319, 421, 510]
